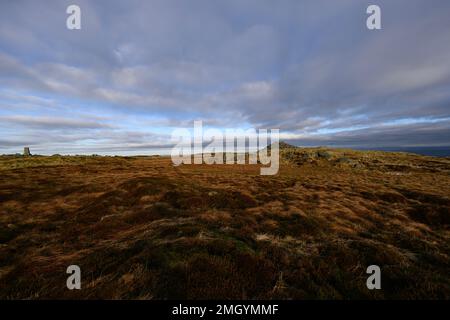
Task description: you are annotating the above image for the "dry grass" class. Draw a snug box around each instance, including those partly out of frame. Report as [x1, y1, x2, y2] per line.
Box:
[0, 148, 449, 299]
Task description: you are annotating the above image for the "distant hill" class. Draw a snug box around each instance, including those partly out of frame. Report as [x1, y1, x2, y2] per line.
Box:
[276, 141, 298, 149]
[261, 141, 297, 152]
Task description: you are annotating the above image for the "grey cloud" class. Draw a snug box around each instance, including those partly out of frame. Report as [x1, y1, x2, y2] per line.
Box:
[286, 120, 450, 148]
[1, 0, 450, 152]
[0, 115, 114, 130]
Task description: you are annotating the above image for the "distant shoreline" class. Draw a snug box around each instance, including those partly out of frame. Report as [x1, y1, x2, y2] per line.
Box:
[2, 146, 449, 158]
[351, 146, 450, 157]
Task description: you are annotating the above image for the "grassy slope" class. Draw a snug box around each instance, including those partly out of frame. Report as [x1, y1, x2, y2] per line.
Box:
[0, 149, 449, 299]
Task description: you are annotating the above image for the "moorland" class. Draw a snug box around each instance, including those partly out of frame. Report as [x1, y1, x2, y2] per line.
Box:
[0, 145, 449, 299]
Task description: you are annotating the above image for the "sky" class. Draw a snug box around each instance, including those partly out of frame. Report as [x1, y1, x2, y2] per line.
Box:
[1, 0, 450, 155]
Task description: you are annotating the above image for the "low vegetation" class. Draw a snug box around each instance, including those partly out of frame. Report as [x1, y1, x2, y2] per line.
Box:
[0, 146, 449, 299]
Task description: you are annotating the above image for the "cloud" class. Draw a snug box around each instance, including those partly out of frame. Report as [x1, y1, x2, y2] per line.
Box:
[0, 115, 113, 130]
[0, 0, 450, 154]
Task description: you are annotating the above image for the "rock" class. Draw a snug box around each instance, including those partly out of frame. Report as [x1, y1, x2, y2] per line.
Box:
[277, 141, 297, 149]
[300, 152, 312, 160]
[351, 162, 364, 169]
[335, 157, 364, 169]
[337, 157, 352, 164]
[316, 150, 332, 159]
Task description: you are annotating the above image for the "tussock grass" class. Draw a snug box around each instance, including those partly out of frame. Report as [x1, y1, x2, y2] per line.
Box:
[0, 151, 449, 299]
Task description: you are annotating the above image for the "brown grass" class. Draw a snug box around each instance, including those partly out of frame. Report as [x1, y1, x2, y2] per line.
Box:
[0, 149, 449, 299]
